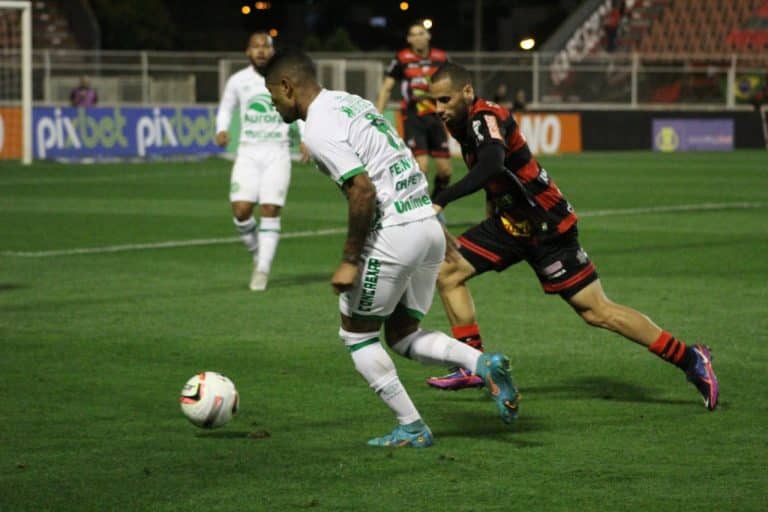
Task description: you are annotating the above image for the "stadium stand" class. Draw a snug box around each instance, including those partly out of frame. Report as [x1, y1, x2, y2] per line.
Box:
[32, 0, 99, 49]
[614, 0, 766, 54]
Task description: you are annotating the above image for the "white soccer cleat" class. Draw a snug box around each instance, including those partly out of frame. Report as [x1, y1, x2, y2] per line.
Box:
[249, 270, 268, 291]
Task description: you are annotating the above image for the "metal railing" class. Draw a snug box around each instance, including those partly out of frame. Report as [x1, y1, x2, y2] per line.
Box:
[30, 49, 768, 109]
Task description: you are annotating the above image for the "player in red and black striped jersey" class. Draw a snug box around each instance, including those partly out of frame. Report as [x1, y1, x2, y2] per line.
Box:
[424, 63, 719, 412]
[375, 23, 452, 200]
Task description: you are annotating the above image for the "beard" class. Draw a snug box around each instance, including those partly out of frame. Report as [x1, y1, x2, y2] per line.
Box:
[276, 104, 299, 124]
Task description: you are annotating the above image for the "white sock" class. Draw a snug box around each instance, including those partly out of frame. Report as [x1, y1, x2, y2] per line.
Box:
[392, 329, 481, 371]
[233, 217, 258, 261]
[257, 217, 281, 274]
[340, 328, 421, 425]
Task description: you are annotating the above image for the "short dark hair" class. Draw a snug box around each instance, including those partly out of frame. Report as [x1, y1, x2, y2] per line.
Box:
[248, 31, 273, 47]
[431, 62, 472, 89]
[263, 48, 317, 84]
[407, 22, 429, 34]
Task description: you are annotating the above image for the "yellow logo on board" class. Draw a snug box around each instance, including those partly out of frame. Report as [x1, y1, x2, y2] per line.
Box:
[656, 127, 679, 152]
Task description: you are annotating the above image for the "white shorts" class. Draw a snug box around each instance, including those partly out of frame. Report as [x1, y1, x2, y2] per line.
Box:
[229, 144, 291, 205]
[339, 216, 445, 321]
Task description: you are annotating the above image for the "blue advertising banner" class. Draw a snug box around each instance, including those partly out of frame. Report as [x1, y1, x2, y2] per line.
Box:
[33, 106, 223, 160]
[652, 118, 734, 152]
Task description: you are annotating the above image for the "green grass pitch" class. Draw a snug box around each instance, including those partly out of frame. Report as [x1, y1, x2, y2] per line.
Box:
[1, 150, 767, 511]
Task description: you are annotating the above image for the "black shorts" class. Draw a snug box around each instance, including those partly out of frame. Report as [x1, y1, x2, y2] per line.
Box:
[402, 112, 450, 158]
[457, 217, 598, 299]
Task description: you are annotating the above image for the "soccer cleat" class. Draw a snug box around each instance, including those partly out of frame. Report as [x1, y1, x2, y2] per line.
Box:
[685, 345, 719, 411]
[475, 353, 520, 424]
[426, 367, 485, 390]
[367, 421, 434, 448]
[249, 269, 268, 291]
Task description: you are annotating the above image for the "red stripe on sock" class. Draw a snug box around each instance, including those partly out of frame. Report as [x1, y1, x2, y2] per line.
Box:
[669, 338, 687, 363]
[451, 323, 480, 340]
[649, 331, 687, 363]
[649, 331, 673, 356]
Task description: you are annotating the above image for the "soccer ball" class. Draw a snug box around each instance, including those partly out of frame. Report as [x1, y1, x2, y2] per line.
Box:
[179, 371, 239, 428]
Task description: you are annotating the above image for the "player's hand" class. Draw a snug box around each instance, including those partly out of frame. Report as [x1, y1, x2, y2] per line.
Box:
[299, 143, 311, 163]
[331, 261, 359, 295]
[215, 131, 230, 147]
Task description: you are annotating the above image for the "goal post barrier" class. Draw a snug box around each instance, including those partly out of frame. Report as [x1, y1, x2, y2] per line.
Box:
[0, 0, 32, 164]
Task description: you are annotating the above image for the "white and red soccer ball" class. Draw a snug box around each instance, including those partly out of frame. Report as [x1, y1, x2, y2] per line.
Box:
[179, 371, 239, 428]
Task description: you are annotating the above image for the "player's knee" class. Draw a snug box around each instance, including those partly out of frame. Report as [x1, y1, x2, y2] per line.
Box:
[260, 204, 280, 217]
[437, 262, 464, 292]
[232, 203, 253, 221]
[436, 266, 454, 292]
[383, 311, 420, 347]
[435, 159, 452, 176]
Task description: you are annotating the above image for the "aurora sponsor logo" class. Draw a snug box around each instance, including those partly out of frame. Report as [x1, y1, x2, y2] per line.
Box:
[244, 94, 282, 124]
[247, 94, 275, 113]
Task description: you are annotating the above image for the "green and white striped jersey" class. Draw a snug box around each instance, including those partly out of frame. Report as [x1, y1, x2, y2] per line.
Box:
[216, 66, 292, 146]
[303, 89, 435, 229]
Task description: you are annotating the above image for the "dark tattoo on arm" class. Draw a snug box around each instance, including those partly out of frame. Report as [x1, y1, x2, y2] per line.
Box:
[341, 173, 376, 263]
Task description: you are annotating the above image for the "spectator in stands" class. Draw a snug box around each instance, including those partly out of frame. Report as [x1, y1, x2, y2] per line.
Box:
[492, 83, 513, 110]
[70, 76, 98, 108]
[603, 1, 623, 53]
[512, 88, 527, 111]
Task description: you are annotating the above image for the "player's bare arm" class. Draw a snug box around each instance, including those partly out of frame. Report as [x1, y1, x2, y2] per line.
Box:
[375, 77, 396, 115]
[215, 131, 230, 147]
[331, 172, 377, 294]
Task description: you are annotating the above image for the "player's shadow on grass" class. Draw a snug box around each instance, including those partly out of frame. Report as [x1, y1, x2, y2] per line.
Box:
[526, 376, 690, 405]
[269, 272, 330, 287]
[195, 431, 267, 439]
[0, 283, 25, 293]
[435, 413, 545, 448]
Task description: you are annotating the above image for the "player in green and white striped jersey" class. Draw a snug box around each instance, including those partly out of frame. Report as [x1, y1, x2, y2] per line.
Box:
[264, 49, 520, 447]
[215, 32, 308, 291]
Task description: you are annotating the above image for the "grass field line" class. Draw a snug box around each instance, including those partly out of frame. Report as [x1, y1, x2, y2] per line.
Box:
[2, 201, 764, 258]
[0, 168, 224, 186]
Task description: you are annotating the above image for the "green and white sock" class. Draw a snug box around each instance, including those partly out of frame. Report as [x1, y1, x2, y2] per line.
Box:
[341, 328, 421, 425]
[392, 329, 481, 370]
[233, 216, 258, 260]
[257, 216, 281, 274]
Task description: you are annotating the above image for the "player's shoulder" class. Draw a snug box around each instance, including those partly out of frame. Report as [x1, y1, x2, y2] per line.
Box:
[469, 97, 510, 121]
[305, 91, 347, 137]
[228, 66, 259, 85]
[231, 66, 252, 78]
[429, 48, 448, 61]
[396, 48, 418, 63]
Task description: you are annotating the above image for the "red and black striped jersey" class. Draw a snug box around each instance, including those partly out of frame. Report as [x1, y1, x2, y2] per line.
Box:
[447, 98, 577, 237]
[386, 47, 448, 116]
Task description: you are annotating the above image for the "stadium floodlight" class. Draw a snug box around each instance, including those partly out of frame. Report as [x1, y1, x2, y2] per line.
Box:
[0, 0, 32, 165]
[422, 18, 433, 29]
[519, 38, 536, 50]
